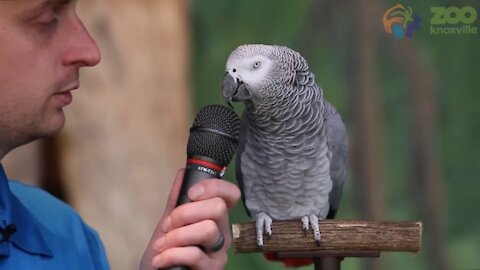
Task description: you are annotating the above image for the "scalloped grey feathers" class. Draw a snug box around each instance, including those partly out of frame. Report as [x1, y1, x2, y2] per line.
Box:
[222, 44, 348, 246]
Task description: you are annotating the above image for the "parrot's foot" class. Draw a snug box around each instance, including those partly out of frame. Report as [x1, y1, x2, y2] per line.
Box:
[255, 212, 273, 248]
[301, 214, 321, 246]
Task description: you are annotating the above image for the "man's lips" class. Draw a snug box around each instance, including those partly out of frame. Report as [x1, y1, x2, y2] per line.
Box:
[52, 84, 79, 106]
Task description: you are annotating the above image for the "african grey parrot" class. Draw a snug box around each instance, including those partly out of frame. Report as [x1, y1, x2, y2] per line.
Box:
[222, 44, 348, 247]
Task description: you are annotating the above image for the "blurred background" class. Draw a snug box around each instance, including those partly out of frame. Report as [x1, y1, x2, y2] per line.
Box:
[3, 0, 479, 269]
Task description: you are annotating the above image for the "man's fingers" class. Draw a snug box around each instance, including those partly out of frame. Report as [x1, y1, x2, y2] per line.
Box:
[187, 179, 241, 209]
[165, 197, 229, 232]
[152, 246, 205, 268]
[153, 220, 225, 254]
[149, 177, 238, 270]
[152, 246, 226, 270]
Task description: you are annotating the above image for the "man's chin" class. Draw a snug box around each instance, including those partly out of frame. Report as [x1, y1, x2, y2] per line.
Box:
[1, 112, 66, 158]
[44, 113, 66, 136]
[9, 121, 63, 156]
[29, 113, 66, 142]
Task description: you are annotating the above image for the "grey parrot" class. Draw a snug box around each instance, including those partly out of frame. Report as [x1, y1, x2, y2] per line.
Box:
[222, 44, 348, 247]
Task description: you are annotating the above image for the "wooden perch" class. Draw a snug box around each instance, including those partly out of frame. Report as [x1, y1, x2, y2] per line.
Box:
[232, 220, 422, 254]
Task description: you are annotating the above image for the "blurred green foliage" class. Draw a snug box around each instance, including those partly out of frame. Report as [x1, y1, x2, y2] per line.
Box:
[190, 0, 479, 269]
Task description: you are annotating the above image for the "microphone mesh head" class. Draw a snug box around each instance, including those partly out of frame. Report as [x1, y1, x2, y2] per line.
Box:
[187, 105, 240, 165]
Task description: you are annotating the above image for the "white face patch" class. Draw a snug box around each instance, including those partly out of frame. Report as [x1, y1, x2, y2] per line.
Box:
[226, 55, 273, 91]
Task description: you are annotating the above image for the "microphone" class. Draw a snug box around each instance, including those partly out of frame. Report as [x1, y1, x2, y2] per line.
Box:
[165, 104, 240, 270]
[176, 104, 240, 205]
[0, 224, 17, 243]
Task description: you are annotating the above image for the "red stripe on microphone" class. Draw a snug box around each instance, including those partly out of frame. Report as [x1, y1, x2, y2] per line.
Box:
[187, 159, 224, 172]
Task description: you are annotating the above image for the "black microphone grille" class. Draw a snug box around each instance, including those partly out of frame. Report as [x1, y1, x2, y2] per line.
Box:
[187, 104, 240, 165]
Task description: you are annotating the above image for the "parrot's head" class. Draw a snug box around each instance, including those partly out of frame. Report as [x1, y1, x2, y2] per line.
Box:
[222, 44, 303, 107]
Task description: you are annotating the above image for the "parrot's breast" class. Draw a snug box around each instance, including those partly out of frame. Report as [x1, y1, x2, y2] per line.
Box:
[241, 103, 333, 220]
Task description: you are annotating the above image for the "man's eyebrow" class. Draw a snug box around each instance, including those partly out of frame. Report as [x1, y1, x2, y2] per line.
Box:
[34, 0, 72, 10]
[19, 0, 72, 20]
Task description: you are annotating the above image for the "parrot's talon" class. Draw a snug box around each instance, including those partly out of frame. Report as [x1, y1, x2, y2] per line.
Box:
[266, 229, 272, 236]
[255, 213, 273, 247]
[301, 216, 310, 232]
[256, 237, 264, 248]
[301, 214, 322, 244]
[310, 214, 322, 244]
[265, 217, 272, 237]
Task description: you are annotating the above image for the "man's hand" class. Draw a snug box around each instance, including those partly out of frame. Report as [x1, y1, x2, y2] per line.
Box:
[140, 169, 241, 270]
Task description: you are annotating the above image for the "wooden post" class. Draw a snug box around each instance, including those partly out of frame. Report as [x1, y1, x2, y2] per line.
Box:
[62, 1, 191, 269]
[232, 220, 422, 269]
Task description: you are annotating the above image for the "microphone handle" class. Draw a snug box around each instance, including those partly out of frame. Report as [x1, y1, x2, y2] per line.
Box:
[176, 168, 220, 206]
[162, 160, 224, 270]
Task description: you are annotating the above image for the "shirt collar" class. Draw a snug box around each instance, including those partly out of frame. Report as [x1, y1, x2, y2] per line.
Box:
[0, 164, 53, 257]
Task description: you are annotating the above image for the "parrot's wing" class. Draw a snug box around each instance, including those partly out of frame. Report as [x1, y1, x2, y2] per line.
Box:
[235, 112, 251, 217]
[323, 100, 348, 219]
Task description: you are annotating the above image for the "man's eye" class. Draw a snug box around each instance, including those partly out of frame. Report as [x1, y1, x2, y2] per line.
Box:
[35, 11, 60, 30]
[39, 18, 58, 28]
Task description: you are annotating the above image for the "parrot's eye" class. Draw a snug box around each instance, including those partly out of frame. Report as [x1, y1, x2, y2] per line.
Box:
[232, 68, 236, 73]
[253, 61, 261, 69]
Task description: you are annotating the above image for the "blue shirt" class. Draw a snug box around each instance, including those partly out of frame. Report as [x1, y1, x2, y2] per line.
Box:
[0, 164, 110, 269]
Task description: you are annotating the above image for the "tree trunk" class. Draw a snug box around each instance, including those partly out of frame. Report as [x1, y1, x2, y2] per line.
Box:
[392, 41, 449, 270]
[60, 1, 191, 269]
[350, 1, 386, 270]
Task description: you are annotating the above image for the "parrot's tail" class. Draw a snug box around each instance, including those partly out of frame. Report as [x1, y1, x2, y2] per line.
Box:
[264, 252, 313, 267]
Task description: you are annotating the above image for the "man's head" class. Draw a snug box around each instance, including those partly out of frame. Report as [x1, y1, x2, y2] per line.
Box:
[0, 0, 101, 159]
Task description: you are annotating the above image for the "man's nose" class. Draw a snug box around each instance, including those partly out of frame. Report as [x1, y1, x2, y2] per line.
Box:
[62, 16, 101, 67]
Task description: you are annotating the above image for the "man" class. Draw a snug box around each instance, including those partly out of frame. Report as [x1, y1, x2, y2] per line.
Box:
[0, 0, 240, 269]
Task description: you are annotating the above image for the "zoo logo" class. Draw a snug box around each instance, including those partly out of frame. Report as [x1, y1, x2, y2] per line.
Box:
[430, 6, 478, 35]
[383, 3, 421, 39]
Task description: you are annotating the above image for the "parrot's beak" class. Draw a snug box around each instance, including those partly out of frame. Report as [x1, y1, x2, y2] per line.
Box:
[222, 72, 252, 108]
